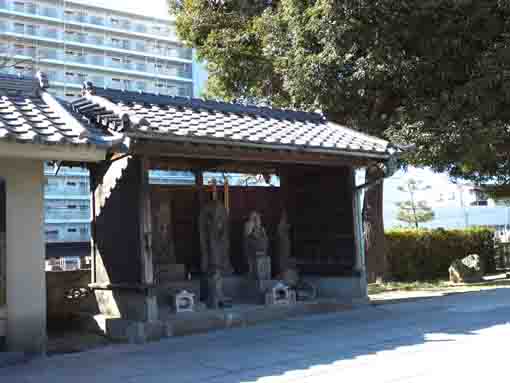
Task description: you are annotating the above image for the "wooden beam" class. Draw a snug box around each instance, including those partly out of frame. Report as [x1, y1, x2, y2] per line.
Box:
[139, 157, 154, 285]
[132, 141, 378, 168]
[138, 156, 158, 321]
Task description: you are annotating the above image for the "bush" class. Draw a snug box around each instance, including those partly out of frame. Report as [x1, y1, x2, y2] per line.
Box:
[385, 228, 495, 281]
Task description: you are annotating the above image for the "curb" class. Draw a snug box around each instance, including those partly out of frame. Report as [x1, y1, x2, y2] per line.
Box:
[369, 285, 509, 306]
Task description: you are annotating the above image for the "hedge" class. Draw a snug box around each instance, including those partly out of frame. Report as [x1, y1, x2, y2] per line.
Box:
[385, 228, 495, 281]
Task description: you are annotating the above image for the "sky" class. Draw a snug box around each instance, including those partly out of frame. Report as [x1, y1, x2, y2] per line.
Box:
[76, 0, 171, 19]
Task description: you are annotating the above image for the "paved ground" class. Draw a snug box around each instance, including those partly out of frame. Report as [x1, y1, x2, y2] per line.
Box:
[2, 288, 510, 383]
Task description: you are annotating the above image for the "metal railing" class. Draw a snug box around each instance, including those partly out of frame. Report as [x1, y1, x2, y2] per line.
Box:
[0, 21, 192, 60]
[0, 1, 181, 41]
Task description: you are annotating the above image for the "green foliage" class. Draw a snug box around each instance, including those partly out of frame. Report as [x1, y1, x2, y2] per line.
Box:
[396, 179, 435, 228]
[169, 0, 510, 184]
[385, 228, 496, 281]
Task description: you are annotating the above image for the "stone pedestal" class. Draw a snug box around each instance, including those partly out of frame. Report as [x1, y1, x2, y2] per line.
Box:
[156, 263, 186, 284]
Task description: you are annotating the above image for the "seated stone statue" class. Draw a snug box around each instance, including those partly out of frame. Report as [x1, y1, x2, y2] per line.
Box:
[244, 211, 270, 281]
[199, 200, 232, 308]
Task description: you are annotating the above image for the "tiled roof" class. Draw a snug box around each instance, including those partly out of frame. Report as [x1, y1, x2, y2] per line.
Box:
[0, 74, 122, 146]
[72, 87, 390, 158]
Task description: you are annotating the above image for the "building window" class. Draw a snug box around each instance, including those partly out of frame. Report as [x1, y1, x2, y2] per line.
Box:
[67, 228, 77, 233]
[66, 181, 77, 186]
[13, 1, 24, 12]
[14, 23, 24, 34]
[44, 27, 58, 39]
[26, 2, 36, 14]
[42, 6, 57, 18]
[135, 40, 145, 51]
[25, 24, 37, 36]
[135, 23, 146, 33]
[135, 80, 145, 91]
[90, 15, 104, 25]
[64, 10, 74, 20]
[76, 11, 87, 22]
[25, 45, 36, 58]
[111, 78, 121, 89]
[110, 17, 119, 26]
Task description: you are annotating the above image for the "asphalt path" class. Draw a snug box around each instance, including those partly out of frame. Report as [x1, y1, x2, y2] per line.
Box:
[2, 288, 509, 382]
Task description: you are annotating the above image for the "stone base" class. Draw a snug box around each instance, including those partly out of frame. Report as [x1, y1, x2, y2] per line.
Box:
[94, 289, 149, 321]
[166, 299, 352, 337]
[0, 352, 27, 368]
[156, 263, 186, 283]
[82, 313, 172, 344]
[302, 276, 366, 300]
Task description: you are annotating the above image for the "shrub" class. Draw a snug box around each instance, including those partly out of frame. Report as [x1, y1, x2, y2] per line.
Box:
[385, 228, 495, 281]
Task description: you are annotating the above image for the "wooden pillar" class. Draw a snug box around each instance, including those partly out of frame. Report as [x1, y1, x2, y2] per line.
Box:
[351, 167, 367, 297]
[139, 157, 158, 321]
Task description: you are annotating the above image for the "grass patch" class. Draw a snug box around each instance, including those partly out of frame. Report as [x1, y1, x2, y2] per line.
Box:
[368, 281, 450, 295]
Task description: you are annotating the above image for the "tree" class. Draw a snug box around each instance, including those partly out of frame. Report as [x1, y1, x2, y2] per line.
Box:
[396, 179, 435, 228]
[169, 0, 510, 281]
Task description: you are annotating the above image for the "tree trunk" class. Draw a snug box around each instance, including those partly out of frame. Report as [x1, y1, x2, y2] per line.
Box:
[363, 166, 388, 283]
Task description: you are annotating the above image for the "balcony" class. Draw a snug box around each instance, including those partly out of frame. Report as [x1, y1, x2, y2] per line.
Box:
[0, 1, 177, 40]
[45, 209, 90, 221]
[1, 22, 193, 61]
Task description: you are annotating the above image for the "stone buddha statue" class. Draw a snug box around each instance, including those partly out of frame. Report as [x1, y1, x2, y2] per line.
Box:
[244, 211, 270, 281]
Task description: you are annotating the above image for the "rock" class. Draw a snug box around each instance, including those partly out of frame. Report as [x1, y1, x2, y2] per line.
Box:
[449, 254, 484, 283]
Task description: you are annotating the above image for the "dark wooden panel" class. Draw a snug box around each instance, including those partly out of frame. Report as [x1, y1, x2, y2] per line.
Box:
[150, 186, 201, 273]
[282, 165, 356, 275]
[92, 157, 142, 284]
[0, 179, 5, 233]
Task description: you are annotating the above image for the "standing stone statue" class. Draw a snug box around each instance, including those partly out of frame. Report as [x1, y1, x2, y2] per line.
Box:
[276, 211, 299, 286]
[244, 211, 270, 281]
[199, 200, 232, 308]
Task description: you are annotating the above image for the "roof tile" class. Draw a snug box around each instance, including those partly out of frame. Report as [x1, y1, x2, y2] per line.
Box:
[71, 87, 390, 157]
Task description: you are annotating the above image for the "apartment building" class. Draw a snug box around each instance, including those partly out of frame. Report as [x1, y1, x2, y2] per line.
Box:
[0, 0, 194, 99]
[0, 0, 207, 259]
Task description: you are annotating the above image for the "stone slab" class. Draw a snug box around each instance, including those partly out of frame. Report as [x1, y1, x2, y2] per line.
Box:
[166, 300, 352, 337]
[0, 352, 27, 368]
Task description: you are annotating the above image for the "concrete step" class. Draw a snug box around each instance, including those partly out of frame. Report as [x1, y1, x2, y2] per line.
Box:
[0, 352, 28, 368]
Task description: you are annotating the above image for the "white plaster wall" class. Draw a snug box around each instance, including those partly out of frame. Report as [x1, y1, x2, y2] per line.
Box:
[0, 159, 46, 353]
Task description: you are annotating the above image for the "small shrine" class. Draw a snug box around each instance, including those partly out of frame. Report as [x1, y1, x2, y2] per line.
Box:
[73, 83, 392, 341]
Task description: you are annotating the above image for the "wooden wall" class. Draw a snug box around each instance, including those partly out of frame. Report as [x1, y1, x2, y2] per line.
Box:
[149, 185, 282, 275]
[281, 165, 356, 275]
[91, 156, 142, 285]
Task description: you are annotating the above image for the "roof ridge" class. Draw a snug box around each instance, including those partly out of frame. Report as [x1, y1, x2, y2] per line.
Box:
[88, 86, 325, 123]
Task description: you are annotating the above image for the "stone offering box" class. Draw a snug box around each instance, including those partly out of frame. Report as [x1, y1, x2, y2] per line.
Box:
[172, 290, 195, 313]
[264, 282, 296, 306]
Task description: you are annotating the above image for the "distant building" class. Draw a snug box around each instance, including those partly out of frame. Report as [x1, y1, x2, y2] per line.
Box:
[0, 0, 208, 259]
[0, 0, 195, 99]
[384, 168, 510, 232]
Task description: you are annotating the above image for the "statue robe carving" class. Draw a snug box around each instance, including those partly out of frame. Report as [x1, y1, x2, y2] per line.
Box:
[244, 211, 270, 281]
[199, 200, 232, 308]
